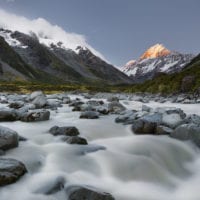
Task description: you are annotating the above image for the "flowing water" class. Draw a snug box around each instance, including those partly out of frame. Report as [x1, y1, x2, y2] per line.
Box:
[0, 96, 200, 200]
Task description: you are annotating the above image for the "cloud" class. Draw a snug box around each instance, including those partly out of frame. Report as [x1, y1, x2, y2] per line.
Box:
[0, 9, 105, 59]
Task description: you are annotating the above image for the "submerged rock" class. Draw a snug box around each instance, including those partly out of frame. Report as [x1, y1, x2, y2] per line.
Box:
[66, 185, 115, 200]
[80, 111, 99, 119]
[34, 176, 66, 195]
[65, 136, 88, 145]
[0, 158, 27, 186]
[0, 126, 18, 150]
[49, 126, 80, 136]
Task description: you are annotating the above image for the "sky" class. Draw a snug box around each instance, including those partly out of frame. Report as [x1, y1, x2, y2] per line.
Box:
[0, 0, 199, 66]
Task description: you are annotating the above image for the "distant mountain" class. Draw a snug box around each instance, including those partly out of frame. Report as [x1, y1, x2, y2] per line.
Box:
[140, 44, 171, 60]
[125, 53, 200, 94]
[122, 44, 195, 83]
[0, 28, 132, 85]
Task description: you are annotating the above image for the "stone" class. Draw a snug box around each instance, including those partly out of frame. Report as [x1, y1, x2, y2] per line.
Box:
[108, 102, 126, 114]
[66, 185, 115, 200]
[142, 105, 152, 112]
[0, 110, 17, 122]
[170, 124, 200, 146]
[32, 95, 47, 108]
[0, 158, 27, 186]
[162, 113, 183, 129]
[20, 110, 50, 122]
[49, 126, 80, 136]
[0, 126, 18, 150]
[9, 101, 24, 109]
[107, 96, 119, 102]
[156, 125, 173, 135]
[80, 111, 99, 119]
[65, 136, 88, 145]
[131, 119, 157, 134]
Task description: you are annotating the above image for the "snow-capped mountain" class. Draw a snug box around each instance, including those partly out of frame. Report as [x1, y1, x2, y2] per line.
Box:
[139, 43, 171, 60]
[122, 44, 195, 83]
[0, 28, 132, 84]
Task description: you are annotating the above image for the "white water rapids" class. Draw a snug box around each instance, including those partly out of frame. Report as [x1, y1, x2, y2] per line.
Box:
[0, 96, 200, 200]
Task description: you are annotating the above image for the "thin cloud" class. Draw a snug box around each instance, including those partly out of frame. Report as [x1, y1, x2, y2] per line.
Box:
[0, 9, 105, 59]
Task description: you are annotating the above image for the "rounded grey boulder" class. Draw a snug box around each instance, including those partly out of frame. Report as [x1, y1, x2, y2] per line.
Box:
[0, 158, 27, 186]
[20, 110, 50, 122]
[0, 126, 18, 150]
[49, 126, 80, 136]
[80, 111, 99, 119]
[65, 136, 88, 145]
[66, 185, 115, 200]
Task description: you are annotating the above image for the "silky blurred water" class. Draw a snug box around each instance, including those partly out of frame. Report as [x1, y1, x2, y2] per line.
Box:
[0, 97, 200, 200]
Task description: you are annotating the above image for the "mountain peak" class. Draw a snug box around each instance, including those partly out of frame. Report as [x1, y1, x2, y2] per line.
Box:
[140, 43, 171, 60]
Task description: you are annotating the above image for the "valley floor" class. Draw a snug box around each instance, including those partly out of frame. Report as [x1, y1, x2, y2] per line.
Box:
[0, 93, 200, 200]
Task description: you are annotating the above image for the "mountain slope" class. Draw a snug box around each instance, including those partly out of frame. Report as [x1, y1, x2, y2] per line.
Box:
[122, 44, 194, 83]
[125, 54, 200, 94]
[0, 28, 132, 85]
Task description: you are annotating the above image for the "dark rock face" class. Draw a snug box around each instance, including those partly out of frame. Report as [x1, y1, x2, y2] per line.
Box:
[20, 110, 50, 122]
[0, 158, 27, 186]
[0, 110, 17, 122]
[49, 126, 80, 136]
[0, 126, 18, 150]
[65, 136, 88, 145]
[67, 185, 115, 200]
[181, 75, 196, 92]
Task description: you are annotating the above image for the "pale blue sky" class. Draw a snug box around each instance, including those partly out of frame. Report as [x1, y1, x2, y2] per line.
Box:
[0, 0, 199, 66]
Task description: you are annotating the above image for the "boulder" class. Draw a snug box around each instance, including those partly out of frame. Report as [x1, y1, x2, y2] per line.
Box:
[29, 91, 44, 100]
[115, 110, 136, 124]
[65, 136, 88, 145]
[97, 106, 109, 115]
[0, 110, 17, 121]
[32, 95, 47, 108]
[108, 102, 126, 114]
[142, 105, 152, 112]
[80, 111, 99, 119]
[20, 110, 50, 122]
[29, 91, 47, 108]
[131, 119, 157, 134]
[162, 113, 183, 129]
[9, 101, 24, 109]
[184, 114, 200, 125]
[156, 125, 173, 135]
[170, 124, 200, 146]
[0, 158, 27, 186]
[66, 185, 115, 200]
[0, 126, 18, 150]
[49, 126, 80, 136]
[107, 96, 119, 102]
